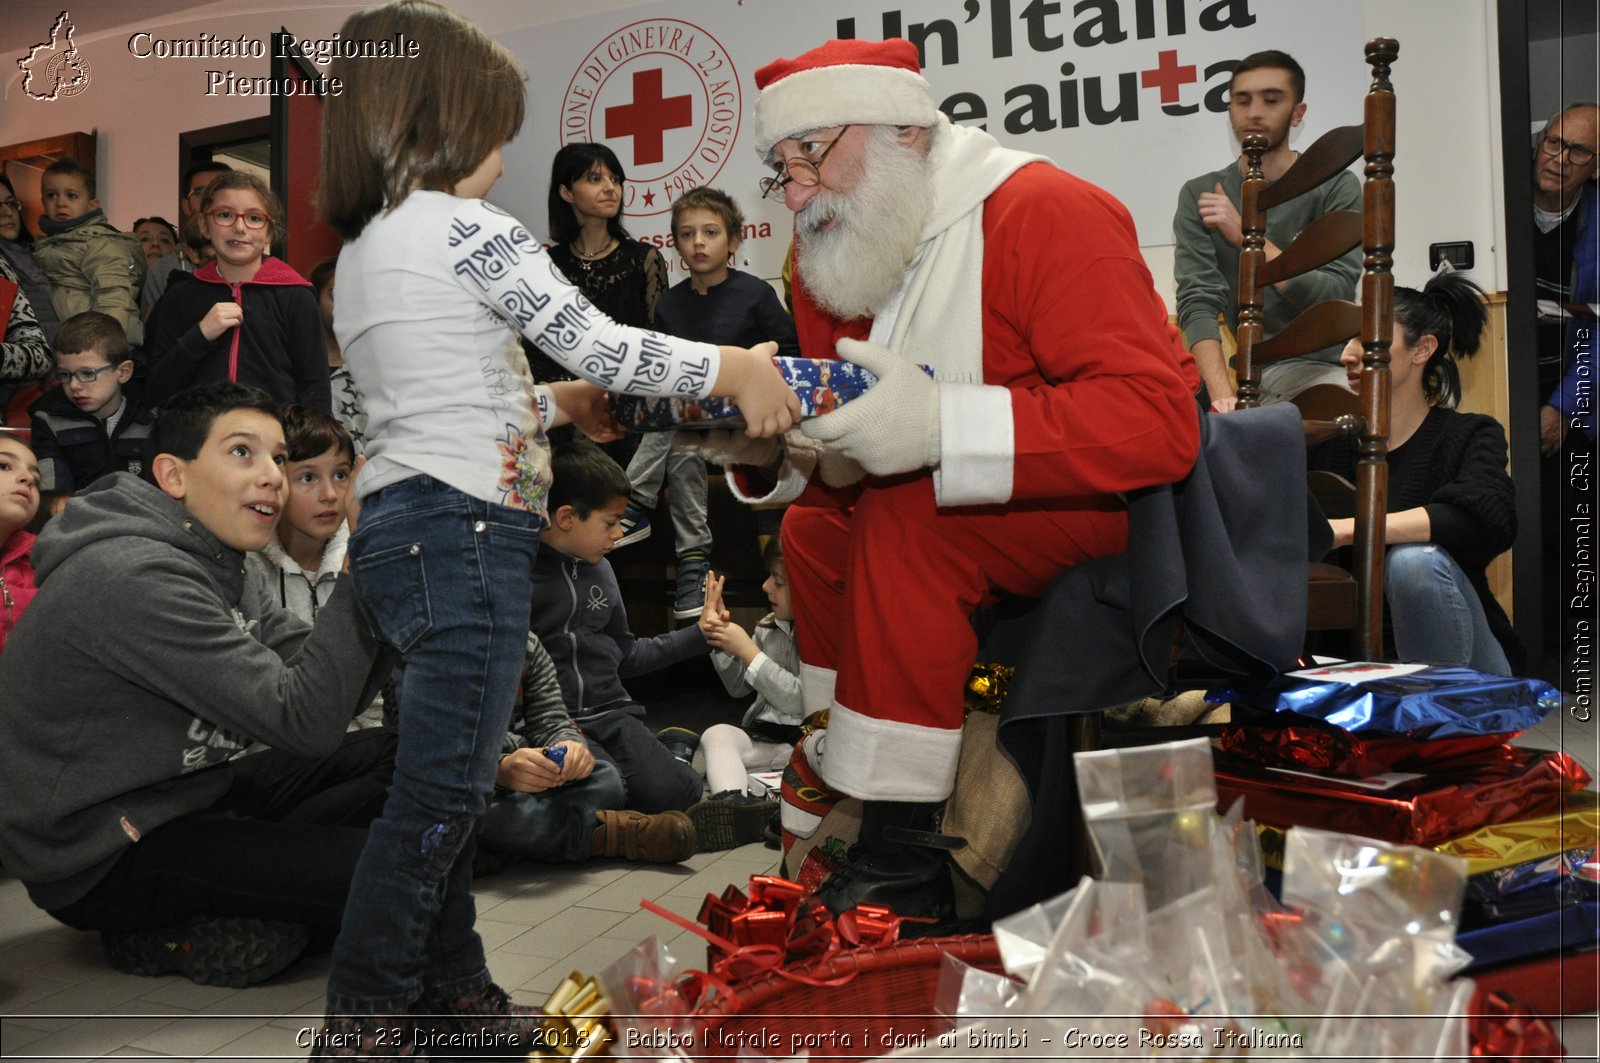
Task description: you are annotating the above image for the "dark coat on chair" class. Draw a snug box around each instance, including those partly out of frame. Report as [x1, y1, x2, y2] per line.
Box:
[983, 401, 1325, 917]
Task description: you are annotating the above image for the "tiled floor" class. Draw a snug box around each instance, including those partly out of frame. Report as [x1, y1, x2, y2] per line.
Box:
[0, 841, 781, 1063]
[2, 708, 1596, 1062]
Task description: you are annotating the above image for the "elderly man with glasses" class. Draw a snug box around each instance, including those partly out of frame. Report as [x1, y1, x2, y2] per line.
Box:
[1534, 102, 1599, 455]
[1532, 102, 1599, 697]
[718, 38, 1200, 926]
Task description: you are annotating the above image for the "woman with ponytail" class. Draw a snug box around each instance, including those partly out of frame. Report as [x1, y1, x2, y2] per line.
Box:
[1317, 270, 1521, 673]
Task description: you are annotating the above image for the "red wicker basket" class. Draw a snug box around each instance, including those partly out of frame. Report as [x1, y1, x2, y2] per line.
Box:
[690, 934, 1003, 1062]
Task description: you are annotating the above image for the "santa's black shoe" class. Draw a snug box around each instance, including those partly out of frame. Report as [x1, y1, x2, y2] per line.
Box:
[812, 800, 963, 935]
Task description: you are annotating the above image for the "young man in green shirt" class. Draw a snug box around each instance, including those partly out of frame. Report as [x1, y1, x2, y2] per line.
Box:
[1172, 49, 1361, 412]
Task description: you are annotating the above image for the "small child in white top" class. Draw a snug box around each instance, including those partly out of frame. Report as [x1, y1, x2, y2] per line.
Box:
[313, 1, 798, 1047]
[687, 541, 804, 851]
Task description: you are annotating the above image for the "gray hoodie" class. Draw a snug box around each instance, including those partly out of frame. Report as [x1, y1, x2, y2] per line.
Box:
[0, 473, 383, 910]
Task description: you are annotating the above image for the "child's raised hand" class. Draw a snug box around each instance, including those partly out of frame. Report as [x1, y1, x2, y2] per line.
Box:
[698, 572, 728, 638]
[718, 341, 799, 438]
[199, 300, 244, 341]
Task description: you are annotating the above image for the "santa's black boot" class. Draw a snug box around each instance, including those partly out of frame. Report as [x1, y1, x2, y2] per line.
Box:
[813, 800, 964, 934]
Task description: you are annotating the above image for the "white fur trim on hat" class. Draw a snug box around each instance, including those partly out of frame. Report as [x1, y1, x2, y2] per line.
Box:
[754, 63, 938, 156]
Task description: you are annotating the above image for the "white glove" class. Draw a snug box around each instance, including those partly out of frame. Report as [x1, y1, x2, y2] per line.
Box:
[800, 338, 940, 476]
[672, 428, 783, 469]
[781, 430, 866, 489]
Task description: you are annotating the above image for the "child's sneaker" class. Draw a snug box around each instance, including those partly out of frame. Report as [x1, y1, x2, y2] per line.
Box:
[614, 505, 652, 548]
[102, 916, 309, 987]
[672, 550, 710, 619]
[656, 726, 700, 764]
[688, 790, 777, 851]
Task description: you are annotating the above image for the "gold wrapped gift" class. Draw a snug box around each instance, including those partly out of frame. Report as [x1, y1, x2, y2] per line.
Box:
[964, 662, 1013, 715]
[530, 971, 612, 1059]
[1433, 789, 1600, 874]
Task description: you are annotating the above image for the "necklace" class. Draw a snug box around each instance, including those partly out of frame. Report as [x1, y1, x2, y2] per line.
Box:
[571, 236, 616, 261]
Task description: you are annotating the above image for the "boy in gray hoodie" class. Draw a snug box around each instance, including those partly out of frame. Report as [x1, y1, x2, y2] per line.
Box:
[0, 381, 392, 988]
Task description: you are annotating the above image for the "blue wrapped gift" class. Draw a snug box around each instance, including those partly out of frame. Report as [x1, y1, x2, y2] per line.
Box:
[1457, 900, 1600, 971]
[608, 356, 933, 431]
[1211, 662, 1561, 739]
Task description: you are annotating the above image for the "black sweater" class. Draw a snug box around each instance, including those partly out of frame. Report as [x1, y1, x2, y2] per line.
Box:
[1310, 406, 1522, 670]
[144, 257, 330, 411]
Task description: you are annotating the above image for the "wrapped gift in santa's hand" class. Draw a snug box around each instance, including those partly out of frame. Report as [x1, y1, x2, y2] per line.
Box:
[608, 356, 934, 431]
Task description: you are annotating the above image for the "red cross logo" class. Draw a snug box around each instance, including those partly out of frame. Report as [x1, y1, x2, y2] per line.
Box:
[604, 68, 693, 167]
[1140, 49, 1198, 105]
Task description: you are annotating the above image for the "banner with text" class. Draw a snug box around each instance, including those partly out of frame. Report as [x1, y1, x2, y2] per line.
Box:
[495, 0, 1370, 281]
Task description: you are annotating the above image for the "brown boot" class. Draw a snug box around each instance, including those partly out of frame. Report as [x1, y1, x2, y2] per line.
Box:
[592, 809, 696, 862]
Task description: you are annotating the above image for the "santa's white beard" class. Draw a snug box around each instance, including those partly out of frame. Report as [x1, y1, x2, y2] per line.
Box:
[795, 130, 933, 322]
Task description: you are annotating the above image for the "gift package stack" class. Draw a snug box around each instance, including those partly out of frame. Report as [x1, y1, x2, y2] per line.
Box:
[1210, 660, 1597, 1019]
[579, 737, 1569, 1061]
[923, 737, 1569, 1060]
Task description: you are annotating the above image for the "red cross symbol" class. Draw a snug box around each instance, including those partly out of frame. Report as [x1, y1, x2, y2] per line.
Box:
[604, 68, 693, 166]
[1140, 49, 1197, 105]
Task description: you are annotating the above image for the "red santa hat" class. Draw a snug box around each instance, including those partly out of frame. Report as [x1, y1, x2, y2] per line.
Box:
[753, 38, 937, 155]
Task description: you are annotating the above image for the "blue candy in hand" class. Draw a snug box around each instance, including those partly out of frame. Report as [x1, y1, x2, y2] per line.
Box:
[543, 745, 566, 769]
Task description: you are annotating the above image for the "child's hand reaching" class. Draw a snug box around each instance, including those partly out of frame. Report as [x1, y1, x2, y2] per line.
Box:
[716, 340, 800, 438]
[548, 380, 623, 442]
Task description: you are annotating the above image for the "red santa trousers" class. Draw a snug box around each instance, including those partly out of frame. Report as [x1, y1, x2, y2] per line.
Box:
[781, 474, 1127, 803]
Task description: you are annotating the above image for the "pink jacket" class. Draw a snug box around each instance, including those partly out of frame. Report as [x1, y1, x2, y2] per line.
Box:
[0, 529, 38, 655]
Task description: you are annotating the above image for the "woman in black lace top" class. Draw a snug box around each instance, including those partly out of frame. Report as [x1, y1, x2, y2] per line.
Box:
[530, 144, 667, 389]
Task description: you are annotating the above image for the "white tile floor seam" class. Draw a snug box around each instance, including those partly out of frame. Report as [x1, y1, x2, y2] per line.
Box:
[1, 712, 1596, 1062]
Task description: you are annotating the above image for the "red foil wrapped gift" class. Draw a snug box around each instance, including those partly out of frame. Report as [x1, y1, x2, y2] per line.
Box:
[1219, 724, 1516, 778]
[1214, 748, 1591, 848]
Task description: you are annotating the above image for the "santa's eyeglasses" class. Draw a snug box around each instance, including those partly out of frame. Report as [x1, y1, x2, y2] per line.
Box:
[760, 126, 852, 200]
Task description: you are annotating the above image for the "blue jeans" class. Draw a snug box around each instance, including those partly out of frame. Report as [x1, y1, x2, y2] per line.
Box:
[478, 755, 624, 863]
[326, 476, 541, 1015]
[1386, 543, 1511, 675]
[581, 709, 704, 813]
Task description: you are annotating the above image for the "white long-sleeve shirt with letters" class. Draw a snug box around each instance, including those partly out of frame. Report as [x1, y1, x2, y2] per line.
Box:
[335, 192, 720, 518]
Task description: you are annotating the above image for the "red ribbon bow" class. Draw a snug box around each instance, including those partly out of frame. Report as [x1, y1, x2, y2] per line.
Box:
[638, 873, 929, 1009]
[1468, 991, 1566, 1060]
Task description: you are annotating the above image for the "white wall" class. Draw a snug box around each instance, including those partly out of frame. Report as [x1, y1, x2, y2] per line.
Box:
[1365, 0, 1507, 293]
[0, 0, 654, 227]
[2, 0, 1510, 301]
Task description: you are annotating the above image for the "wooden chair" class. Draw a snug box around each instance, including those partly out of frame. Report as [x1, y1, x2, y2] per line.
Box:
[989, 40, 1402, 911]
[1234, 37, 1399, 661]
